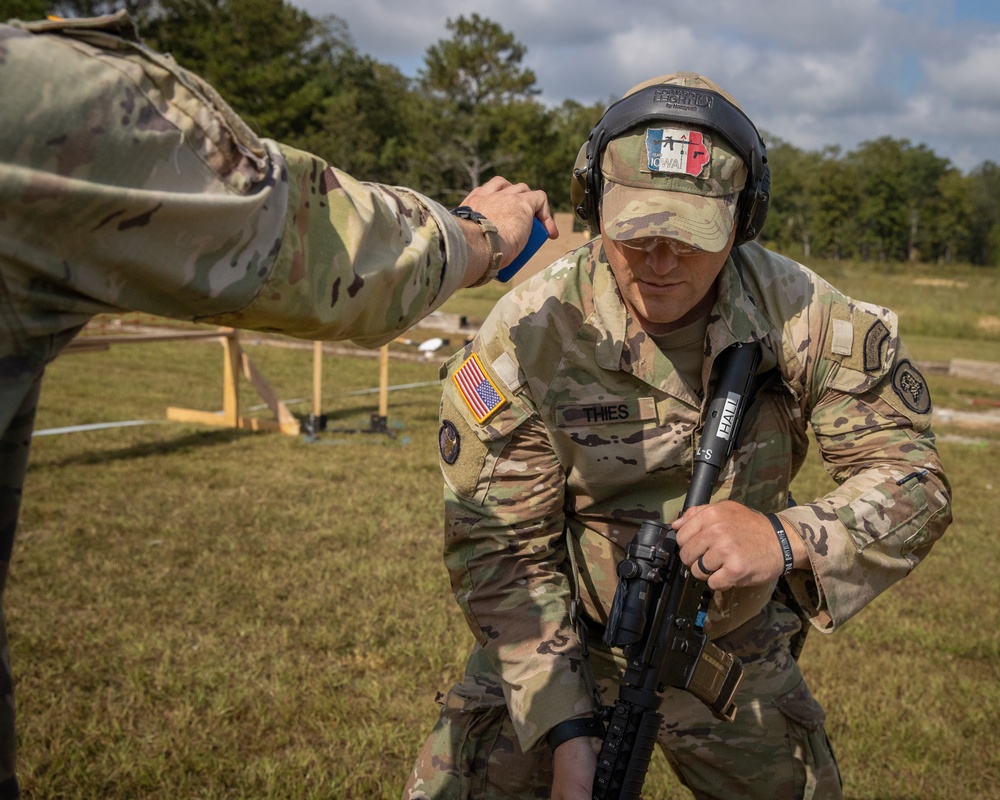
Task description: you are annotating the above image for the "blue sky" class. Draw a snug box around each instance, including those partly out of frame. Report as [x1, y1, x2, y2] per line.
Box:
[292, 0, 1000, 172]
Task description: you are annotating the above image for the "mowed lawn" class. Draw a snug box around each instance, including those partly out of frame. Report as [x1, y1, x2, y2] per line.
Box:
[10, 258, 1000, 799]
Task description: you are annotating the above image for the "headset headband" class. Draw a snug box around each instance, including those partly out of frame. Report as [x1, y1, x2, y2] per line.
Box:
[576, 83, 770, 244]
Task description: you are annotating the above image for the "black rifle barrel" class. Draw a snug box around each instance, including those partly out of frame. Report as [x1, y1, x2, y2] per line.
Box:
[686, 341, 762, 508]
[592, 341, 762, 800]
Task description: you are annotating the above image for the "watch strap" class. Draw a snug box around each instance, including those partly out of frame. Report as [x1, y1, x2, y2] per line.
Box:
[451, 206, 504, 286]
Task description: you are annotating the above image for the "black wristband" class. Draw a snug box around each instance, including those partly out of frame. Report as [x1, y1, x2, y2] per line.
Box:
[765, 513, 795, 575]
[546, 716, 605, 752]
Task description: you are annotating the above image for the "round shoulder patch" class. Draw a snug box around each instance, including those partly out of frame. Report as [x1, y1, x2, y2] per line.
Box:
[891, 359, 931, 415]
[438, 420, 461, 465]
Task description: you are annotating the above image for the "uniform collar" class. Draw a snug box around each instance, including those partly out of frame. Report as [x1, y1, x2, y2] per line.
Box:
[591, 246, 772, 396]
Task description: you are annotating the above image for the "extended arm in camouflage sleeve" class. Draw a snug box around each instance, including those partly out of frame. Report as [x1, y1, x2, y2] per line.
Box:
[209, 144, 468, 348]
[0, 20, 467, 355]
[778, 328, 951, 633]
[439, 359, 596, 751]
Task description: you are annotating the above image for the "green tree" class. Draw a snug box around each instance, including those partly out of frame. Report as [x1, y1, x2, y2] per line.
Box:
[541, 98, 608, 214]
[924, 168, 973, 264]
[0, 0, 155, 19]
[761, 134, 814, 259]
[899, 143, 951, 262]
[297, 56, 412, 183]
[968, 161, 1000, 265]
[848, 138, 909, 260]
[416, 13, 543, 201]
[806, 147, 862, 261]
[845, 137, 953, 263]
[141, 0, 347, 148]
[0, 0, 54, 18]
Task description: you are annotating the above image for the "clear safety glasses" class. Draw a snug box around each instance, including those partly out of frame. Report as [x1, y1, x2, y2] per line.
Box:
[618, 237, 705, 257]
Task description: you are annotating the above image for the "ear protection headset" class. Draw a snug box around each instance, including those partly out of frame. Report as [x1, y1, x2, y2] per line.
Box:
[573, 84, 770, 245]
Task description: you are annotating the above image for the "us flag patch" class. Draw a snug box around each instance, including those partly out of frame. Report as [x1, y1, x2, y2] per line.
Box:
[453, 353, 506, 423]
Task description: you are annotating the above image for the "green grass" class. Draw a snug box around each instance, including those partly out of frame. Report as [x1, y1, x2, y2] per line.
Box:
[802, 258, 1000, 341]
[10, 259, 1000, 799]
[438, 280, 509, 327]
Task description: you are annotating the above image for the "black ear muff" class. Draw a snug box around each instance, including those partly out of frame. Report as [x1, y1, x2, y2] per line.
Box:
[570, 142, 591, 231]
[573, 84, 770, 245]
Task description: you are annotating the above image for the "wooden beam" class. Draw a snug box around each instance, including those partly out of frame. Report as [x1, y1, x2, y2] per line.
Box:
[241, 350, 301, 435]
[313, 341, 323, 418]
[68, 326, 300, 435]
[63, 329, 229, 352]
[378, 345, 389, 418]
[950, 358, 1000, 385]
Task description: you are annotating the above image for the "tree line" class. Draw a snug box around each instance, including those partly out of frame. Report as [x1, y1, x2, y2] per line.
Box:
[6, 0, 1000, 266]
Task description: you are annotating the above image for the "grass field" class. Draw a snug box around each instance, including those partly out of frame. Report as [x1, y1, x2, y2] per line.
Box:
[10, 259, 1000, 798]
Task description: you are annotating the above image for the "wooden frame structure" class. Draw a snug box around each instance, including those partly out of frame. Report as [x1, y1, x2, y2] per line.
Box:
[64, 327, 300, 435]
[308, 341, 390, 434]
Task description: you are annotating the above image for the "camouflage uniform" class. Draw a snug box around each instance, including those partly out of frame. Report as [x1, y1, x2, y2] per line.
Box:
[0, 14, 475, 795]
[404, 239, 951, 798]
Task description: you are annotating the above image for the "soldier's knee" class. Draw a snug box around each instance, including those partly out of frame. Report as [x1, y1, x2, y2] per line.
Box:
[773, 679, 842, 799]
[403, 680, 552, 800]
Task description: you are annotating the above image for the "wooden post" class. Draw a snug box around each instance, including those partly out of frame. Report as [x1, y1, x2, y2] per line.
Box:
[313, 341, 324, 419]
[221, 331, 240, 428]
[64, 325, 300, 435]
[378, 344, 389, 418]
[156, 330, 299, 435]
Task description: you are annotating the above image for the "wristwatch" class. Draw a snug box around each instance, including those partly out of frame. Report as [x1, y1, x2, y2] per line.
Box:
[450, 205, 504, 286]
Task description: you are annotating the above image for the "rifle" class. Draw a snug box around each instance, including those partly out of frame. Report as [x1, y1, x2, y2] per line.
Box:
[592, 341, 762, 800]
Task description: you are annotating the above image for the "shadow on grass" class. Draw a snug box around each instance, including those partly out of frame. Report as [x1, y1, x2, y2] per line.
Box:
[29, 427, 251, 469]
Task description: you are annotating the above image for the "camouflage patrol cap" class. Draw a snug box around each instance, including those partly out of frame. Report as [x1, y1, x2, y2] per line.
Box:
[601, 72, 749, 252]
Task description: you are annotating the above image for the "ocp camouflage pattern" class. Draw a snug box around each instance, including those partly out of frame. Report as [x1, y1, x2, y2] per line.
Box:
[0, 12, 468, 441]
[433, 238, 951, 752]
[0, 13, 472, 792]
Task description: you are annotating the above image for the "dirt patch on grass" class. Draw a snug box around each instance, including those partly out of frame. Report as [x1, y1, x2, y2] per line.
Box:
[912, 277, 970, 289]
[977, 315, 1000, 336]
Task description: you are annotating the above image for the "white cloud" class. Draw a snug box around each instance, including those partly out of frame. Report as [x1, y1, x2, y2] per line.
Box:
[292, 0, 1000, 170]
[923, 31, 1000, 108]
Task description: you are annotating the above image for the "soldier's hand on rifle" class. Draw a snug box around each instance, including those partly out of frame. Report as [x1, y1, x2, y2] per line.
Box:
[672, 501, 808, 590]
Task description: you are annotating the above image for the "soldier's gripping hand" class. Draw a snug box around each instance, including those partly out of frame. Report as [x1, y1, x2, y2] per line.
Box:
[672, 501, 810, 591]
[456, 176, 559, 287]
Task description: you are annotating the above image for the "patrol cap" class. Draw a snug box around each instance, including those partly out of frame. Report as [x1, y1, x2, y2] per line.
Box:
[601, 72, 749, 253]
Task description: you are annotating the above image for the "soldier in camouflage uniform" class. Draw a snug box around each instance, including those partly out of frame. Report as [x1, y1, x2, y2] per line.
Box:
[404, 72, 951, 799]
[0, 12, 557, 797]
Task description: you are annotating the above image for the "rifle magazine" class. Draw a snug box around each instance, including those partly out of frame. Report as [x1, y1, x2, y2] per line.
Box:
[688, 641, 744, 722]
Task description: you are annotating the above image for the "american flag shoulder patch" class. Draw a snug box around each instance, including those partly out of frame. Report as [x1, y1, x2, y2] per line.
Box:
[452, 353, 507, 423]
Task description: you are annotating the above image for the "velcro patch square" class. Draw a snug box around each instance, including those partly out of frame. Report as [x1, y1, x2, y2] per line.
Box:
[832, 318, 854, 356]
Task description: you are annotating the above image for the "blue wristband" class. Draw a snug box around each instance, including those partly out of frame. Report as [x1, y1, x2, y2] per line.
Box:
[765, 513, 795, 575]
